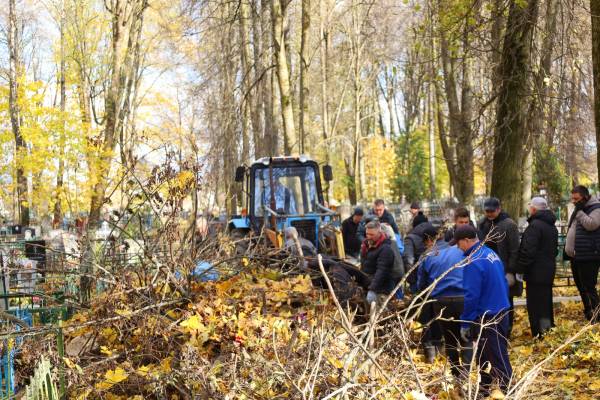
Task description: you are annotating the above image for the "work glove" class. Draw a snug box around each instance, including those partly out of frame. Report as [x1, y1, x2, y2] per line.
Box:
[574, 201, 586, 212]
[516, 273, 524, 283]
[366, 290, 378, 304]
[505, 272, 516, 287]
[460, 326, 471, 343]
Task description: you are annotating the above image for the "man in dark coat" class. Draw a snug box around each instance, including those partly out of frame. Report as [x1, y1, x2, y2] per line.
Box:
[478, 197, 521, 335]
[565, 185, 600, 323]
[372, 199, 400, 234]
[341, 207, 364, 257]
[357, 199, 400, 243]
[360, 221, 402, 306]
[403, 218, 432, 293]
[516, 197, 558, 338]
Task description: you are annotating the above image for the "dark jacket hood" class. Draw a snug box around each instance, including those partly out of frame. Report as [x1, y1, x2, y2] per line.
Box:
[529, 209, 556, 226]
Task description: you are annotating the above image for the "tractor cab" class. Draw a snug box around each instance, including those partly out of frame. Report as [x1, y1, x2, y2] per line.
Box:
[229, 156, 344, 256]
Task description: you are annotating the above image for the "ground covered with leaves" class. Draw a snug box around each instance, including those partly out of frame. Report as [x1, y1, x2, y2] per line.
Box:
[14, 259, 600, 399]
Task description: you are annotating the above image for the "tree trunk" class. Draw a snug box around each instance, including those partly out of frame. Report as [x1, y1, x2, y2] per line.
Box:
[438, 6, 474, 204]
[591, 0, 600, 177]
[250, 0, 265, 158]
[434, 79, 457, 196]
[344, 158, 357, 204]
[565, 68, 581, 185]
[8, 0, 29, 227]
[261, 0, 277, 156]
[272, 0, 296, 155]
[491, 0, 540, 219]
[299, 0, 311, 153]
[54, 0, 67, 228]
[84, 0, 149, 303]
[521, 148, 533, 211]
[319, 1, 334, 200]
[428, 85, 436, 199]
[239, 0, 252, 163]
[523, 0, 559, 211]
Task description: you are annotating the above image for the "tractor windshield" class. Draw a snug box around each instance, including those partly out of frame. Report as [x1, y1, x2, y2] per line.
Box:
[253, 166, 318, 216]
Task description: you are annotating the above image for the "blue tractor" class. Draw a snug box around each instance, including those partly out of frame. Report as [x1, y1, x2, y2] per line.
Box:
[228, 156, 346, 257]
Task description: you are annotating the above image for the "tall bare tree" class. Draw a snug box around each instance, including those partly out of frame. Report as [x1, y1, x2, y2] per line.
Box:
[8, 0, 29, 226]
[299, 0, 311, 153]
[272, 0, 297, 154]
[87, 0, 149, 232]
[54, 0, 67, 227]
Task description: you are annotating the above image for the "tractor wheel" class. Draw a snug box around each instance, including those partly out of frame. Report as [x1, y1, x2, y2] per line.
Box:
[230, 228, 250, 255]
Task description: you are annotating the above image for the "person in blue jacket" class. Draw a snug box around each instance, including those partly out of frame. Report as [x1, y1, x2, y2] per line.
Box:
[417, 226, 472, 381]
[452, 225, 512, 396]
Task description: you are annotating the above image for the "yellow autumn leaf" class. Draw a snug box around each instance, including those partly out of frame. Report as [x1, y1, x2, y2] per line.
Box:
[160, 356, 173, 374]
[101, 327, 118, 343]
[517, 346, 532, 356]
[95, 367, 129, 390]
[590, 381, 600, 391]
[100, 346, 113, 356]
[115, 309, 132, 317]
[489, 389, 505, 399]
[216, 279, 235, 294]
[76, 389, 91, 400]
[270, 291, 288, 302]
[136, 364, 153, 377]
[326, 356, 343, 369]
[180, 314, 205, 332]
[292, 275, 312, 294]
[63, 357, 83, 374]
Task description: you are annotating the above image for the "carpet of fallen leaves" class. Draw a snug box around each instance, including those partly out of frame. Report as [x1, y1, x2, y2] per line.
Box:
[14, 265, 600, 399]
[508, 300, 600, 400]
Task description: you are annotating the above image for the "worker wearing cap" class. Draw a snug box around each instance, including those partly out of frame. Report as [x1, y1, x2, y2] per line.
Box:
[477, 197, 521, 336]
[516, 197, 558, 338]
[417, 225, 471, 374]
[453, 225, 512, 397]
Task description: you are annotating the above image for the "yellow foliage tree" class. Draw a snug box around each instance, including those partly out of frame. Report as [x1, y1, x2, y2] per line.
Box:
[362, 136, 397, 202]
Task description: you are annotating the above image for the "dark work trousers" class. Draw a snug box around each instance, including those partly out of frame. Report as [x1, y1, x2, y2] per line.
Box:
[507, 296, 514, 338]
[474, 313, 513, 396]
[418, 302, 443, 347]
[572, 260, 600, 322]
[525, 283, 554, 337]
[433, 296, 473, 380]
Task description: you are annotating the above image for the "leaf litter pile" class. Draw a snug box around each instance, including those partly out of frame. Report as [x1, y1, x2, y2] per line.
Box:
[12, 239, 600, 399]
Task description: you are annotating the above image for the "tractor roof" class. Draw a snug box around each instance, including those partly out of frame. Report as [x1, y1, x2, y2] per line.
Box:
[251, 155, 315, 166]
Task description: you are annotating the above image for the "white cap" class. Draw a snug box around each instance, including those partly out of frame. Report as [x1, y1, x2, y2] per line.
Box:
[529, 197, 548, 210]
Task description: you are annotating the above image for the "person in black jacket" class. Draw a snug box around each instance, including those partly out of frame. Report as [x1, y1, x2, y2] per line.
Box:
[478, 197, 521, 335]
[404, 219, 432, 294]
[360, 221, 401, 306]
[373, 199, 400, 234]
[341, 207, 364, 257]
[516, 197, 558, 338]
[357, 199, 400, 243]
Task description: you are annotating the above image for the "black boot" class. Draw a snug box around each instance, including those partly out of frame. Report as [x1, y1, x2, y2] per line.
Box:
[423, 343, 436, 364]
